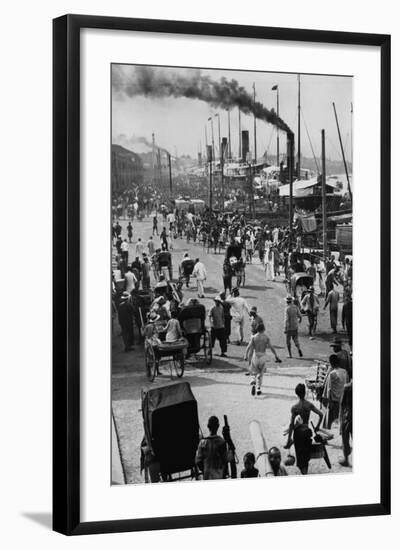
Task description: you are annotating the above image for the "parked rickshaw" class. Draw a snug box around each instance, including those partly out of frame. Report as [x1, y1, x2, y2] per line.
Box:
[140, 382, 201, 482]
[178, 304, 213, 365]
[145, 335, 187, 381]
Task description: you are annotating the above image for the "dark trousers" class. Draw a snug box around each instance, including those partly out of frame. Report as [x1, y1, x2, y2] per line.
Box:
[142, 276, 150, 290]
[121, 324, 134, 350]
[121, 251, 129, 265]
[224, 318, 231, 342]
[341, 417, 352, 458]
[211, 327, 227, 353]
[329, 307, 338, 331]
[306, 311, 317, 335]
[223, 276, 232, 292]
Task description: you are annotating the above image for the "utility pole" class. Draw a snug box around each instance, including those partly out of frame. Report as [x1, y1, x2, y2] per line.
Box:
[297, 74, 301, 179]
[321, 129, 327, 261]
[350, 102, 353, 174]
[221, 138, 227, 212]
[272, 85, 279, 165]
[208, 116, 215, 166]
[253, 82, 257, 164]
[333, 102, 352, 202]
[227, 110, 232, 160]
[238, 107, 242, 160]
[151, 132, 156, 184]
[207, 145, 213, 213]
[288, 134, 294, 249]
[168, 153, 172, 196]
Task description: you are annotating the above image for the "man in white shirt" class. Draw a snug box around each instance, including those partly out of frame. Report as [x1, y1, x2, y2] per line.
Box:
[192, 258, 207, 298]
[120, 239, 129, 265]
[124, 266, 137, 293]
[226, 288, 250, 345]
[135, 238, 144, 258]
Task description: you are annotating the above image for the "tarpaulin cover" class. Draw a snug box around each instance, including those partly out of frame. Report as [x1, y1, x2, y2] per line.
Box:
[142, 382, 200, 474]
[298, 213, 317, 233]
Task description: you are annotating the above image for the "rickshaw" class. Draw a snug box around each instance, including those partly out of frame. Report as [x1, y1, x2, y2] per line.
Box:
[144, 305, 187, 381]
[140, 381, 201, 482]
[288, 272, 314, 308]
[178, 304, 213, 365]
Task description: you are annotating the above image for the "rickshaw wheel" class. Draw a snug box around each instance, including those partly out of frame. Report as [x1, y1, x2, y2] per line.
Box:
[203, 330, 213, 365]
[145, 346, 157, 381]
[173, 351, 185, 378]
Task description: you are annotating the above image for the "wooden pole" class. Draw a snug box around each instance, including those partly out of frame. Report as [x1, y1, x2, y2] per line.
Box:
[321, 129, 327, 261]
[249, 420, 274, 477]
[276, 88, 280, 165]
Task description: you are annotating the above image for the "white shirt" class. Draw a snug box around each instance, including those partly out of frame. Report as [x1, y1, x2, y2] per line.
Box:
[192, 261, 207, 280]
[226, 296, 250, 319]
[135, 242, 144, 256]
[120, 241, 129, 252]
[167, 213, 175, 223]
[124, 271, 137, 293]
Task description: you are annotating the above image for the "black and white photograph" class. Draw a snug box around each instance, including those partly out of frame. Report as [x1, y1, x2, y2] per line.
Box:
[111, 64, 354, 485]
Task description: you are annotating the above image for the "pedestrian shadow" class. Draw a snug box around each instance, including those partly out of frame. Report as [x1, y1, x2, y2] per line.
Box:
[203, 286, 220, 294]
[243, 284, 270, 291]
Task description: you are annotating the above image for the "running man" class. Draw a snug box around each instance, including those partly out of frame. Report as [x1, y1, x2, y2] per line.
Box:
[245, 322, 282, 396]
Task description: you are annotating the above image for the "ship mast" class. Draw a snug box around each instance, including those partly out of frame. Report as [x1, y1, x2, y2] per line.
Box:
[297, 74, 301, 179]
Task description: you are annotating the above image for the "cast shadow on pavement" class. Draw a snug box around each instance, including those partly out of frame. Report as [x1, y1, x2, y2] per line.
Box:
[22, 512, 52, 530]
[243, 284, 274, 291]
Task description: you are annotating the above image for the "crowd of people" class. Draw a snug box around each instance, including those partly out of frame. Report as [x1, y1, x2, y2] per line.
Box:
[112, 204, 353, 477]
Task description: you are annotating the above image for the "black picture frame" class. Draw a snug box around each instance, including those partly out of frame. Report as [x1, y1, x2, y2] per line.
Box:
[53, 14, 391, 535]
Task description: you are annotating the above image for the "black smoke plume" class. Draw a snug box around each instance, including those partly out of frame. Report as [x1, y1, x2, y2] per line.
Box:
[112, 65, 293, 134]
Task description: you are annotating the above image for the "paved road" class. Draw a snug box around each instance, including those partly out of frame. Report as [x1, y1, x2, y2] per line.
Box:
[112, 215, 351, 484]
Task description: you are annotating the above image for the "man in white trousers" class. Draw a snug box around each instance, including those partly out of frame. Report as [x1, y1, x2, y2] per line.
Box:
[192, 257, 207, 298]
[264, 238, 275, 282]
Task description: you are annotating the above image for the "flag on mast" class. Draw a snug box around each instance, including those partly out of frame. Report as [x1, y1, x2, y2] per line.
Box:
[271, 85, 278, 90]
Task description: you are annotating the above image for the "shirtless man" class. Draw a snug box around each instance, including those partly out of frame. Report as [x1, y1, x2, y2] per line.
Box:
[244, 322, 282, 396]
[284, 383, 323, 449]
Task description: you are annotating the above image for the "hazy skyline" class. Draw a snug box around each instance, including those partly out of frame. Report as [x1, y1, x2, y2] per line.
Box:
[112, 65, 353, 163]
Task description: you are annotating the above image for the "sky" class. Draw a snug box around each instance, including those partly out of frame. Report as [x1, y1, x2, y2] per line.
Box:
[112, 64, 353, 163]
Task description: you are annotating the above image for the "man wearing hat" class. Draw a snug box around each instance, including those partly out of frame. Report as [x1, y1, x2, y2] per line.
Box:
[118, 291, 135, 352]
[208, 295, 227, 357]
[284, 295, 303, 358]
[330, 337, 352, 378]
